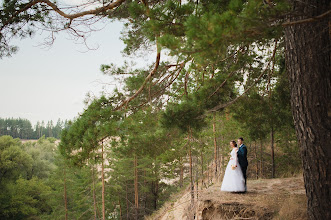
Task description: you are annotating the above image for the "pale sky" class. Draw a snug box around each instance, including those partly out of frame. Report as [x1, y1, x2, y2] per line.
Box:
[0, 1, 152, 126]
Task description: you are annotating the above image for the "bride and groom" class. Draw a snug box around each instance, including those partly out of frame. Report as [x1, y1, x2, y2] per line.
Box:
[221, 137, 248, 192]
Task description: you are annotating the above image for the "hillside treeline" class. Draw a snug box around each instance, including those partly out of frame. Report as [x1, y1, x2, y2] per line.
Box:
[0, 107, 301, 220]
[0, 118, 68, 139]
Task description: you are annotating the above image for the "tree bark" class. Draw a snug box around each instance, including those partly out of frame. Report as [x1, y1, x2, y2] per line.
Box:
[284, 1, 331, 219]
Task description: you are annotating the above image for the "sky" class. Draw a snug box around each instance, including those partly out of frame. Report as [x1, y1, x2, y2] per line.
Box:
[0, 1, 152, 126]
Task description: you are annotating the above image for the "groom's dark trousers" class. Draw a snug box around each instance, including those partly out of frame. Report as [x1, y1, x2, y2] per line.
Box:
[237, 144, 248, 190]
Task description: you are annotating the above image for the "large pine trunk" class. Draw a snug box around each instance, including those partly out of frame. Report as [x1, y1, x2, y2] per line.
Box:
[284, 1, 331, 219]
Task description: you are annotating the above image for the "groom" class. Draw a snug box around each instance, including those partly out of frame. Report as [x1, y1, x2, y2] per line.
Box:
[237, 137, 248, 191]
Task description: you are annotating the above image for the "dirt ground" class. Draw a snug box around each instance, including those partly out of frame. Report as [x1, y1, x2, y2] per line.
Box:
[150, 176, 307, 220]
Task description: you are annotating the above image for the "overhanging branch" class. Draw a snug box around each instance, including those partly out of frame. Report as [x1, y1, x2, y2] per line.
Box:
[282, 9, 331, 26]
[37, 0, 125, 20]
[1, 0, 126, 31]
[115, 44, 161, 110]
[135, 61, 187, 109]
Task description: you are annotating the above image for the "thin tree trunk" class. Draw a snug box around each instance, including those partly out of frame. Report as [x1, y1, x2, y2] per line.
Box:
[271, 127, 275, 178]
[188, 129, 194, 219]
[217, 140, 221, 180]
[196, 157, 199, 200]
[219, 154, 223, 179]
[64, 167, 68, 220]
[220, 135, 224, 177]
[260, 139, 263, 178]
[201, 151, 204, 190]
[154, 180, 159, 210]
[189, 138, 194, 203]
[118, 194, 123, 220]
[125, 184, 129, 220]
[213, 112, 218, 179]
[101, 141, 106, 220]
[284, 1, 331, 218]
[92, 166, 97, 220]
[134, 155, 139, 220]
[207, 160, 210, 187]
[254, 142, 258, 179]
[179, 159, 184, 188]
[143, 170, 146, 216]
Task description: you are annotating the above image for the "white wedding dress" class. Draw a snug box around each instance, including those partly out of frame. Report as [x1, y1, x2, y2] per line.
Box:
[221, 147, 246, 192]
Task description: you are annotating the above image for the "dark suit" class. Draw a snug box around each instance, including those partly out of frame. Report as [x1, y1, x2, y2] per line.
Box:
[237, 144, 248, 189]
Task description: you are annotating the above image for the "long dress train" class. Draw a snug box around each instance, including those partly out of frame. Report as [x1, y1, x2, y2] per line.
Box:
[221, 148, 246, 192]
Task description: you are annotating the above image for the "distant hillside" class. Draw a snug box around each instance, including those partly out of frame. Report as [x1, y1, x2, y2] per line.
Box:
[149, 176, 306, 220]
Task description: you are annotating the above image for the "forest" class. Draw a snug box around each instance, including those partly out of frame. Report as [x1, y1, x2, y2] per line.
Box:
[0, 0, 329, 220]
[0, 96, 301, 219]
[0, 118, 67, 139]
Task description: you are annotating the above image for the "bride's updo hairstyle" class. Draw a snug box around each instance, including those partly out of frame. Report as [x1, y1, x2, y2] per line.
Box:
[231, 140, 237, 147]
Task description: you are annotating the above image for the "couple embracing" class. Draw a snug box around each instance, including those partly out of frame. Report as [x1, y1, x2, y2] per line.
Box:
[221, 137, 248, 193]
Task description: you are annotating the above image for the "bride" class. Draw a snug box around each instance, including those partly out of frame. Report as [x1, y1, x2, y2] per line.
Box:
[221, 140, 246, 192]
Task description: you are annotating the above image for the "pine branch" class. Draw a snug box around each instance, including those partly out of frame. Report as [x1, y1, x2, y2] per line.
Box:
[282, 9, 331, 26]
[115, 43, 161, 110]
[135, 61, 187, 109]
[207, 40, 279, 113]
